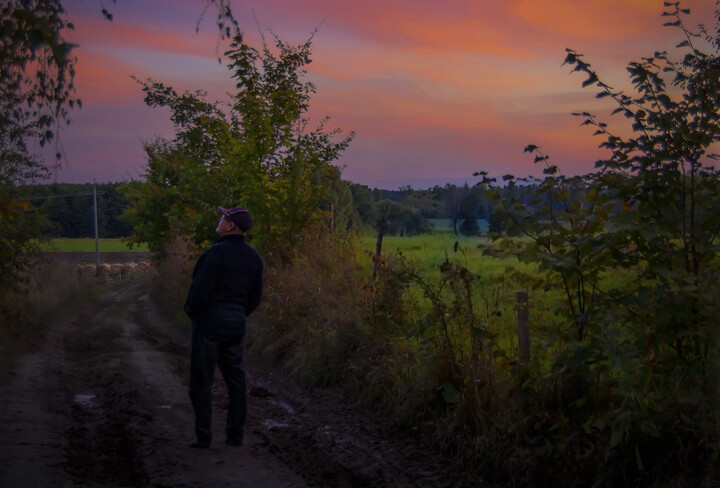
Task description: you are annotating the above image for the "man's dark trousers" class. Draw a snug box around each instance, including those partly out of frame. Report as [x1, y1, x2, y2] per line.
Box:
[189, 329, 247, 445]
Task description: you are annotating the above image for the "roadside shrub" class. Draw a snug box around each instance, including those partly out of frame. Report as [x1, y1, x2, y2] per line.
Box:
[475, 4, 720, 485]
[0, 187, 51, 305]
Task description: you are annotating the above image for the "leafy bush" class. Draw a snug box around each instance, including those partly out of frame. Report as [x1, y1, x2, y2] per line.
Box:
[477, 4, 720, 485]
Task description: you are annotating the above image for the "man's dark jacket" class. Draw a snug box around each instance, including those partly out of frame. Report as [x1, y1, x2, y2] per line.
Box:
[183, 234, 263, 336]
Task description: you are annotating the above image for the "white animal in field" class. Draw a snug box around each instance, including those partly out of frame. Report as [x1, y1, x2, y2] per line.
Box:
[96, 263, 111, 276]
[75, 264, 96, 280]
[74, 261, 150, 281]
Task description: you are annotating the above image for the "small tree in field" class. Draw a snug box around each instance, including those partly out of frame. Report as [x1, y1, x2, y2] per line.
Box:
[121, 33, 354, 258]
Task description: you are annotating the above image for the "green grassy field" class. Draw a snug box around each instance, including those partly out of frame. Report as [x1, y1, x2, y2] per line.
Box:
[356, 232, 543, 354]
[357, 232, 535, 280]
[39, 238, 149, 252]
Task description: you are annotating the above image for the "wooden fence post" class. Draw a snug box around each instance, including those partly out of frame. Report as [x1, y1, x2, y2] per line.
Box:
[516, 291, 530, 363]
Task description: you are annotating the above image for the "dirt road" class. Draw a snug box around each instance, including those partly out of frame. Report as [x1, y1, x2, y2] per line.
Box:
[0, 276, 480, 487]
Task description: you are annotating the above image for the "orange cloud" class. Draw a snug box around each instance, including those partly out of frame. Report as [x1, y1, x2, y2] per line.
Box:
[513, 0, 658, 41]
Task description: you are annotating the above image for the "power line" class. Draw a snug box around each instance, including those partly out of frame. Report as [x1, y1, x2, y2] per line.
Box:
[27, 184, 106, 270]
[28, 192, 104, 201]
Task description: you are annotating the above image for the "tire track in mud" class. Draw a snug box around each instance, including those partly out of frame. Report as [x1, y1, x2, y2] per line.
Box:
[60, 287, 156, 487]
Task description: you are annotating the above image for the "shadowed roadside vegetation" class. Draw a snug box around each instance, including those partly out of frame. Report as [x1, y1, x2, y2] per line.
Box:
[0, 258, 100, 379]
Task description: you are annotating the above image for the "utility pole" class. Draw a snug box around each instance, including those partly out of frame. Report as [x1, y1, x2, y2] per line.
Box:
[93, 181, 99, 271]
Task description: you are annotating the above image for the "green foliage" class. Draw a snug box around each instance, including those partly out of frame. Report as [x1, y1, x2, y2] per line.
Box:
[458, 218, 480, 236]
[0, 0, 79, 158]
[443, 183, 467, 234]
[342, 182, 496, 235]
[348, 182, 375, 229]
[242, 225, 520, 434]
[320, 175, 354, 232]
[372, 199, 430, 237]
[0, 1, 76, 297]
[484, 4, 720, 484]
[0, 186, 49, 294]
[122, 33, 353, 258]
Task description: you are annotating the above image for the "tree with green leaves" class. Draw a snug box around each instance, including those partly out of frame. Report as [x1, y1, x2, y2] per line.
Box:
[0, 1, 77, 291]
[348, 182, 374, 229]
[458, 183, 491, 236]
[486, 3, 720, 484]
[121, 32, 353, 259]
[1, 0, 79, 169]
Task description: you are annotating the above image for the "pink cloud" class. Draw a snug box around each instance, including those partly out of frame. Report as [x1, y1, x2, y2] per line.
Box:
[67, 16, 220, 57]
[71, 52, 145, 105]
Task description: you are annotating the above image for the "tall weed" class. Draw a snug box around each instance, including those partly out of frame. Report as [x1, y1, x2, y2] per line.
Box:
[248, 228, 369, 388]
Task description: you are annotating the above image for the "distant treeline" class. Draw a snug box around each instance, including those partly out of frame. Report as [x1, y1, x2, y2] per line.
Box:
[343, 181, 497, 236]
[25, 183, 133, 238]
[25, 179, 548, 239]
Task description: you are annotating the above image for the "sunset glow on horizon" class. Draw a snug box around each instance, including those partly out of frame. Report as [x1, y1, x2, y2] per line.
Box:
[50, 0, 715, 189]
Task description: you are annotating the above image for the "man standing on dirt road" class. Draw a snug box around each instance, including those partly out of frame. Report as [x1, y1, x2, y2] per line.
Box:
[183, 206, 263, 449]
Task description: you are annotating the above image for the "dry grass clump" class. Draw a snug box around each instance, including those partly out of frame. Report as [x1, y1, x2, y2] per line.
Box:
[248, 229, 369, 388]
[148, 236, 195, 328]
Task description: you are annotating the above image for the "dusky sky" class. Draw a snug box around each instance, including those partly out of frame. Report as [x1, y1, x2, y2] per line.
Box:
[48, 0, 715, 189]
